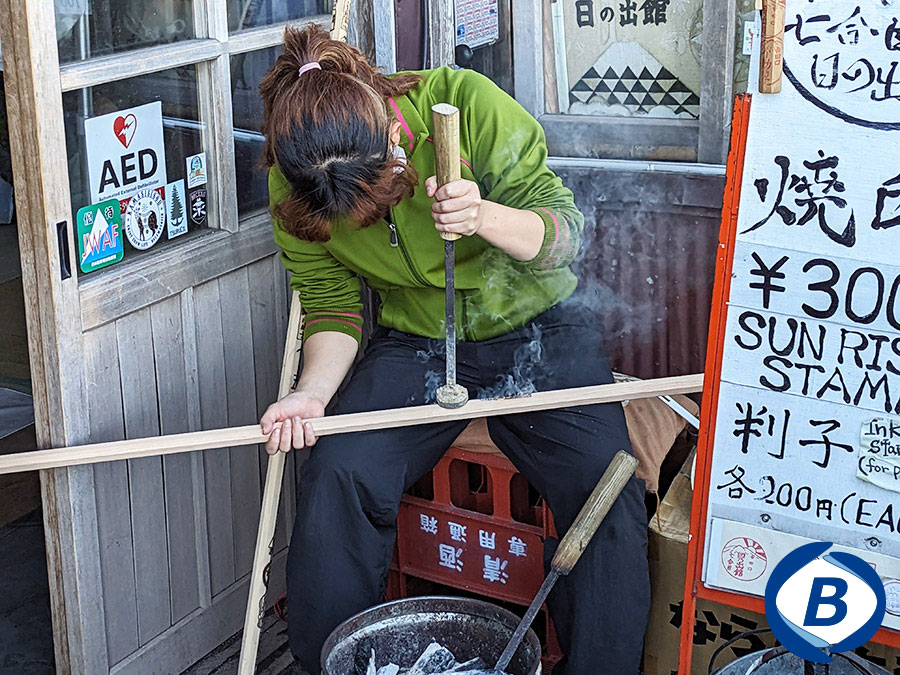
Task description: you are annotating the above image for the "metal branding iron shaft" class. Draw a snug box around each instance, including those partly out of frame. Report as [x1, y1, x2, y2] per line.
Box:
[493, 450, 640, 673]
[432, 103, 468, 410]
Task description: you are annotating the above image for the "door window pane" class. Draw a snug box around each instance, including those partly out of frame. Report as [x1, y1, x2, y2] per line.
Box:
[63, 67, 206, 275]
[56, 0, 195, 64]
[552, 0, 702, 119]
[232, 47, 278, 217]
[227, 0, 332, 32]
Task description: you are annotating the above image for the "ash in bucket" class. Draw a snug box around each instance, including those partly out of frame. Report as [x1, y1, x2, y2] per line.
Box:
[362, 641, 509, 675]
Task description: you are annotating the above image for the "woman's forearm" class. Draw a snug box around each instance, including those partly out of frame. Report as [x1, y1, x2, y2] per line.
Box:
[426, 177, 545, 263]
[295, 331, 359, 405]
[476, 200, 545, 262]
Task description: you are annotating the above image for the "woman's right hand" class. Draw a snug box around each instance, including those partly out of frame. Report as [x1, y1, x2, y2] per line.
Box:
[260, 391, 326, 455]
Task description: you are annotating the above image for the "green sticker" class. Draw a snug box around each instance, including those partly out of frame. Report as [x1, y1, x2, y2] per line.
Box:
[76, 199, 124, 274]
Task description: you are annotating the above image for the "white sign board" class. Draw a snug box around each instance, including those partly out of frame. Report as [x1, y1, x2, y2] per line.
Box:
[702, 0, 900, 630]
[84, 101, 167, 204]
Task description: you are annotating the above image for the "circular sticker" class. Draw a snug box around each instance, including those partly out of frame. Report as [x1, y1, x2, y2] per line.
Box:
[884, 579, 900, 617]
[721, 537, 768, 582]
[124, 188, 165, 250]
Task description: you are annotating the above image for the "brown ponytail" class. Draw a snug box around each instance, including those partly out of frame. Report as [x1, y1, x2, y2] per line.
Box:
[260, 24, 422, 242]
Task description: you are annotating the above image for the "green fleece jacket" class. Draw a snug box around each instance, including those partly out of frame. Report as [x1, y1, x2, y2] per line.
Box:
[270, 67, 583, 343]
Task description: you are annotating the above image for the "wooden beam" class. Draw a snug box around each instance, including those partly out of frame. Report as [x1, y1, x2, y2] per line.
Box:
[427, 0, 455, 67]
[79, 217, 277, 331]
[373, 0, 398, 72]
[697, 0, 737, 163]
[0, 0, 96, 670]
[0, 374, 703, 476]
[511, 0, 544, 117]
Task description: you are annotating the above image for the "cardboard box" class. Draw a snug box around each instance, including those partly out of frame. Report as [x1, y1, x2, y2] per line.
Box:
[643, 455, 900, 675]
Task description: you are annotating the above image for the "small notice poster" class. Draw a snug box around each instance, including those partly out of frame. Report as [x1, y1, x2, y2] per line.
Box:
[84, 101, 167, 204]
[700, 0, 900, 629]
[454, 0, 499, 49]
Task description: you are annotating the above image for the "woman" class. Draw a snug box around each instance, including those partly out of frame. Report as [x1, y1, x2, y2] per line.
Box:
[259, 25, 648, 675]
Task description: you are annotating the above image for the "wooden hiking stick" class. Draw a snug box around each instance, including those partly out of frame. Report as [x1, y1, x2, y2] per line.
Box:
[238, 3, 351, 670]
[0, 373, 704, 476]
[238, 291, 305, 674]
[759, 0, 786, 94]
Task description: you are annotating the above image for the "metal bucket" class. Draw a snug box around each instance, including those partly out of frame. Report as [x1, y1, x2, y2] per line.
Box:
[321, 596, 543, 675]
[712, 648, 891, 674]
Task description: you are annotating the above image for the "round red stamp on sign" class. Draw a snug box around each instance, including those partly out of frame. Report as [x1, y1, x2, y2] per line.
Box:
[721, 537, 768, 581]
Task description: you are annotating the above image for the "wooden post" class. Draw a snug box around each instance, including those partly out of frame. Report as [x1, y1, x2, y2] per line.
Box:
[759, 0, 786, 94]
[0, 0, 93, 671]
[697, 0, 738, 162]
[427, 0, 456, 67]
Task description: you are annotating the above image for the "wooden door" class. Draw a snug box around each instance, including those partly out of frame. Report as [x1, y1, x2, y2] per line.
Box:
[0, 0, 342, 672]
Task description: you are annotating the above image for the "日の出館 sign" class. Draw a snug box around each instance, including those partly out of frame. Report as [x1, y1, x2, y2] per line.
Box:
[701, 0, 900, 631]
[84, 101, 167, 204]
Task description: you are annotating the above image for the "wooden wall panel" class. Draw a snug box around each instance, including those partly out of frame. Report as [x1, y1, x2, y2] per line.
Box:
[150, 295, 202, 624]
[219, 268, 262, 578]
[192, 278, 236, 597]
[83, 254, 293, 672]
[85, 323, 138, 665]
[116, 310, 171, 645]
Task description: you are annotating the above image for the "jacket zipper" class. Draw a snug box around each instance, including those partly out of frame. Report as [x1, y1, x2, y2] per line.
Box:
[387, 213, 432, 287]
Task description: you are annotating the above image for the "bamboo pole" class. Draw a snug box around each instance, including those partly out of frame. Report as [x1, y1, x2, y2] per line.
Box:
[0, 373, 704, 476]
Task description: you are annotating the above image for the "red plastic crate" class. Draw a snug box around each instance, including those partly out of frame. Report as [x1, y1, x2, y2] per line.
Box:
[391, 446, 563, 669]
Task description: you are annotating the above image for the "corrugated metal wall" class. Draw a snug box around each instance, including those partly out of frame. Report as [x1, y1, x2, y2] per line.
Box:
[555, 165, 726, 380]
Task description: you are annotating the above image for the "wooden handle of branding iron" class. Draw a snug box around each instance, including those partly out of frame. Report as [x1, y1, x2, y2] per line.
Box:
[551, 450, 639, 574]
[431, 103, 462, 242]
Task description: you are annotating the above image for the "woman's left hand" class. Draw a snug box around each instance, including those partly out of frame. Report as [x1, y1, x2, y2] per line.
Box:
[426, 177, 484, 237]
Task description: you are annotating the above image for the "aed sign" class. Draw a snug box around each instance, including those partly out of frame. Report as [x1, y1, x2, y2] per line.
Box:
[84, 101, 167, 204]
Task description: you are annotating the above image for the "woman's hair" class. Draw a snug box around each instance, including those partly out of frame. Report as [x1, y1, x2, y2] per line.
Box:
[260, 24, 422, 242]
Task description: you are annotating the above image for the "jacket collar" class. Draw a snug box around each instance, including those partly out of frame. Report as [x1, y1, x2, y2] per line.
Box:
[388, 94, 429, 153]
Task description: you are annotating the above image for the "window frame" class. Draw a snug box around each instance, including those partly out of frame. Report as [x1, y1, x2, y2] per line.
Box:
[510, 0, 737, 164]
[55, 3, 332, 324]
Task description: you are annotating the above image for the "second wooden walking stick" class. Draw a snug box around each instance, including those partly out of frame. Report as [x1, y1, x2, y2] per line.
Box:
[238, 5, 352, 668]
[238, 291, 304, 674]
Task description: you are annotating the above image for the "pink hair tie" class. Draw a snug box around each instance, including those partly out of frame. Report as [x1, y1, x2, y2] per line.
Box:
[298, 61, 322, 77]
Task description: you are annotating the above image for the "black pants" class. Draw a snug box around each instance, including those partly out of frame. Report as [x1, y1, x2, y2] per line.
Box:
[286, 307, 650, 674]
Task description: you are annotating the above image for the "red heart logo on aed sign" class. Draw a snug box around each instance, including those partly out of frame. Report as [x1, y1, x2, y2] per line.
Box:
[113, 113, 137, 148]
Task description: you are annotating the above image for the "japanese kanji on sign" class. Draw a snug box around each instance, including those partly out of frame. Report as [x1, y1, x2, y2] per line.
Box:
[681, 1, 900, 671]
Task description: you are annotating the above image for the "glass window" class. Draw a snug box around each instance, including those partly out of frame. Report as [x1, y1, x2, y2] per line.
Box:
[56, 0, 195, 64]
[63, 66, 206, 275]
[551, 0, 703, 120]
[227, 0, 331, 32]
[232, 47, 278, 217]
